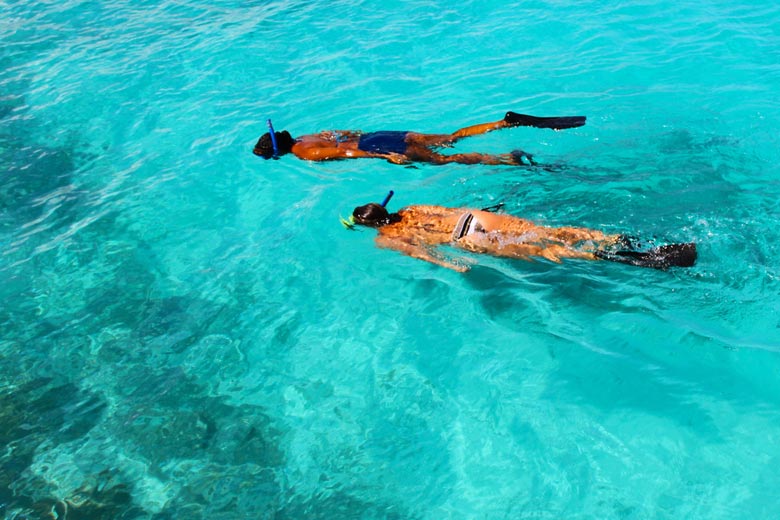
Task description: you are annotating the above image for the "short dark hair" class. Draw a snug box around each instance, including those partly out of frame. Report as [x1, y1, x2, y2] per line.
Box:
[253, 131, 294, 158]
[352, 203, 399, 227]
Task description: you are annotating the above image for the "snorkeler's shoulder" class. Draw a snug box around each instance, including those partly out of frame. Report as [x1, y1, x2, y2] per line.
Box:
[294, 134, 330, 146]
[291, 136, 361, 160]
[402, 204, 459, 217]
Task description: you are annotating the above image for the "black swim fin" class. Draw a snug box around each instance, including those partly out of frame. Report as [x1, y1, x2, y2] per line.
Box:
[510, 150, 537, 166]
[595, 243, 697, 270]
[504, 112, 587, 130]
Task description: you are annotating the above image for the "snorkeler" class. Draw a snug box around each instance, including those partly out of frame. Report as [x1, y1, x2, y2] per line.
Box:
[343, 192, 697, 272]
[253, 111, 586, 165]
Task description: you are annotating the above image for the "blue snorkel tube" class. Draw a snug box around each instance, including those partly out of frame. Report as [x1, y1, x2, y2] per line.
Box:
[267, 118, 279, 159]
[380, 190, 394, 208]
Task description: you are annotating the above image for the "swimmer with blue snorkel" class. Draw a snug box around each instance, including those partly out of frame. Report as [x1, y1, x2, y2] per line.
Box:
[254, 112, 586, 165]
[342, 191, 697, 272]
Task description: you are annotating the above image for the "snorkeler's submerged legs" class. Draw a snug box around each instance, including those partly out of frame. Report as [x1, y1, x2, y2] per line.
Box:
[402, 143, 537, 166]
[451, 218, 695, 269]
[406, 148, 524, 166]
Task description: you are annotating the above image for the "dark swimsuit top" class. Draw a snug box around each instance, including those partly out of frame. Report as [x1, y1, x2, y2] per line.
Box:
[357, 131, 409, 155]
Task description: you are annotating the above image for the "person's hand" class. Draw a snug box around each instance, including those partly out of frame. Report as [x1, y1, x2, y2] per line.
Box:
[385, 153, 411, 165]
[444, 257, 474, 272]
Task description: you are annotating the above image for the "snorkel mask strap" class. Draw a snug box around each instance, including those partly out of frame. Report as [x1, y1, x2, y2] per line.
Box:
[267, 118, 279, 159]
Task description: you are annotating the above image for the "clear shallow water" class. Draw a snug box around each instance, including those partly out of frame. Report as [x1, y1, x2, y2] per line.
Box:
[2, 0, 780, 518]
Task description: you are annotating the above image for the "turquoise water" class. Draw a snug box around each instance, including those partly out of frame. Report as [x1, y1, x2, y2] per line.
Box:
[2, 0, 780, 518]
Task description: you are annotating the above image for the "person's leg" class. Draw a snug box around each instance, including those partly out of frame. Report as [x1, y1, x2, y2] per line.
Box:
[404, 145, 534, 166]
[450, 118, 510, 139]
[408, 112, 586, 148]
[529, 230, 698, 269]
[547, 226, 616, 244]
[458, 236, 594, 263]
[406, 119, 508, 148]
[458, 225, 618, 263]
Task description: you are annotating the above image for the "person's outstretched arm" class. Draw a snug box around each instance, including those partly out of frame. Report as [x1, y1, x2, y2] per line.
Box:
[375, 235, 469, 272]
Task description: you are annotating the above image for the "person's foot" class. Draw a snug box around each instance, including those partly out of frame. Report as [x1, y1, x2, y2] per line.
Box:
[595, 243, 697, 269]
[510, 150, 537, 166]
[614, 234, 642, 250]
[504, 111, 527, 126]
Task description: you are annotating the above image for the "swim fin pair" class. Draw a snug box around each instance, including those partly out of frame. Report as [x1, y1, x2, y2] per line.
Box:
[504, 111, 587, 130]
[595, 242, 697, 270]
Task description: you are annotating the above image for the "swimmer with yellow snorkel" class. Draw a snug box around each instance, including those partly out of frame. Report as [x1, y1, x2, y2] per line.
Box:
[341, 191, 697, 272]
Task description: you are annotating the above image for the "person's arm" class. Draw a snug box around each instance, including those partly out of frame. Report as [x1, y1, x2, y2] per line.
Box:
[375, 235, 469, 272]
[291, 137, 407, 162]
[290, 140, 380, 161]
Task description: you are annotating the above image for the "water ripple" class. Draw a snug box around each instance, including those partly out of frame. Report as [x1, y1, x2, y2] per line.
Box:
[3, 0, 780, 518]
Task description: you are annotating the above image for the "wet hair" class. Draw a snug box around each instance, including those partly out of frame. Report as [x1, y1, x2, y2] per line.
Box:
[352, 202, 401, 228]
[253, 131, 295, 158]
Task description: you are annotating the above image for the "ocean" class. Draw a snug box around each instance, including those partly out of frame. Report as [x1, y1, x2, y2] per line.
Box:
[2, 0, 780, 518]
